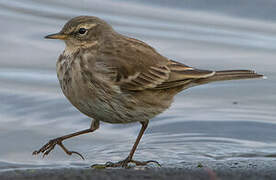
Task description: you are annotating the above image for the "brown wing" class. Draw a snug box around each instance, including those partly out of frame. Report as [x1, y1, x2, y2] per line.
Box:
[95, 56, 170, 91]
[155, 60, 215, 89]
[95, 36, 215, 91]
[118, 65, 170, 91]
[96, 59, 215, 91]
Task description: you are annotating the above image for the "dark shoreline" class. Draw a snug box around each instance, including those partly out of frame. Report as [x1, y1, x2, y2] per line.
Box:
[1, 159, 276, 180]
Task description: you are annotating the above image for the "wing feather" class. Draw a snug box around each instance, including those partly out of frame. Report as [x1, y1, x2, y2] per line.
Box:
[119, 66, 170, 91]
[94, 36, 215, 91]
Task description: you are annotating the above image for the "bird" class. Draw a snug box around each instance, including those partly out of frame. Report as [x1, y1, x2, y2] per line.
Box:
[33, 16, 263, 168]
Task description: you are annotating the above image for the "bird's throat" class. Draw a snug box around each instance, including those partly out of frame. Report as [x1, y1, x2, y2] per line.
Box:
[64, 45, 80, 57]
[64, 41, 98, 57]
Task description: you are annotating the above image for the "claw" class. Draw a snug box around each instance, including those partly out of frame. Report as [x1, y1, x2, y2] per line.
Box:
[33, 138, 84, 160]
[58, 141, 85, 160]
[69, 151, 85, 160]
[91, 158, 161, 168]
[130, 160, 161, 167]
[32, 150, 38, 155]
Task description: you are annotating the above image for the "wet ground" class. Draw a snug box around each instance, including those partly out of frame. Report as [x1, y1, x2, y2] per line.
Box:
[1, 159, 276, 180]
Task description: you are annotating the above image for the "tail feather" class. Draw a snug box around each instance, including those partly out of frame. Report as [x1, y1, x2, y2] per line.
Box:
[195, 70, 263, 84]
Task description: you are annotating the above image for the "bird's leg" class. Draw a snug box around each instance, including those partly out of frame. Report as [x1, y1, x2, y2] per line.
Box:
[92, 120, 160, 168]
[33, 119, 99, 160]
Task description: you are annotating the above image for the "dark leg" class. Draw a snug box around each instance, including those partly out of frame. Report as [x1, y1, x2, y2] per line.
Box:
[92, 120, 160, 168]
[127, 120, 149, 160]
[33, 119, 99, 160]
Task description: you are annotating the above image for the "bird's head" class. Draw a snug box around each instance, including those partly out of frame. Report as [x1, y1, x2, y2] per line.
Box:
[45, 16, 113, 48]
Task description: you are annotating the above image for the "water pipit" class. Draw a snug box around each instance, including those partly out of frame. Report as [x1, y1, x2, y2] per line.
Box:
[33, 16, 263, 168]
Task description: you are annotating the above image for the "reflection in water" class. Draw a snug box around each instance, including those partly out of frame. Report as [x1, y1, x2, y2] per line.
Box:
[0, 0, 276, 171]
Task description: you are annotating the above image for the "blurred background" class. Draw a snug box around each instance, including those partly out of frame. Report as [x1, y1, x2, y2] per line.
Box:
[0, 0, 275, 170]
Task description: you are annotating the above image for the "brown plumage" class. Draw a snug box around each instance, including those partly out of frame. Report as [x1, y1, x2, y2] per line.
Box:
[33, 16, 263, 168]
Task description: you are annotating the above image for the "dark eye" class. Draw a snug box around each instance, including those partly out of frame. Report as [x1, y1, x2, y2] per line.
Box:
[78, 28, 87, 34]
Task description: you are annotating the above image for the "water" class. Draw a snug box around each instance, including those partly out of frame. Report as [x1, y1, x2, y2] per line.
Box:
[0, 0, 276, 170]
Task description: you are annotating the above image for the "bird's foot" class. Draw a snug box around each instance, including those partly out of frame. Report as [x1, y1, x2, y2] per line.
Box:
[32, 137, 84, 160]
[91, 157, 161, 169]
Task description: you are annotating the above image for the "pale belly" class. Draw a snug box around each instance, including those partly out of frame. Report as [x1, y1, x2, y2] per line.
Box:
[58, 68, 169, 124]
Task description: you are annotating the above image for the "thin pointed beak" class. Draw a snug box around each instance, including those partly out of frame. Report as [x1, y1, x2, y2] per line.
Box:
[45, 33, 68, 40]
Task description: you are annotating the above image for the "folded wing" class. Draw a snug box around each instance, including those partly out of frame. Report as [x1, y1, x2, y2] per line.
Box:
[98, 58, 215, 91]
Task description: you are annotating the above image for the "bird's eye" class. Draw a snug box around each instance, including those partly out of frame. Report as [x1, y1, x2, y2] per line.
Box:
[78, 28, 87, 34]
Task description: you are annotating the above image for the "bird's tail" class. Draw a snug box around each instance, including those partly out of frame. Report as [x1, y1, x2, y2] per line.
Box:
[195, 70, 264, 84]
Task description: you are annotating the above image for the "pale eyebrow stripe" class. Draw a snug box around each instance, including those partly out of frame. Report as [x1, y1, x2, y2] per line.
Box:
[78, 23, 97, 30]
